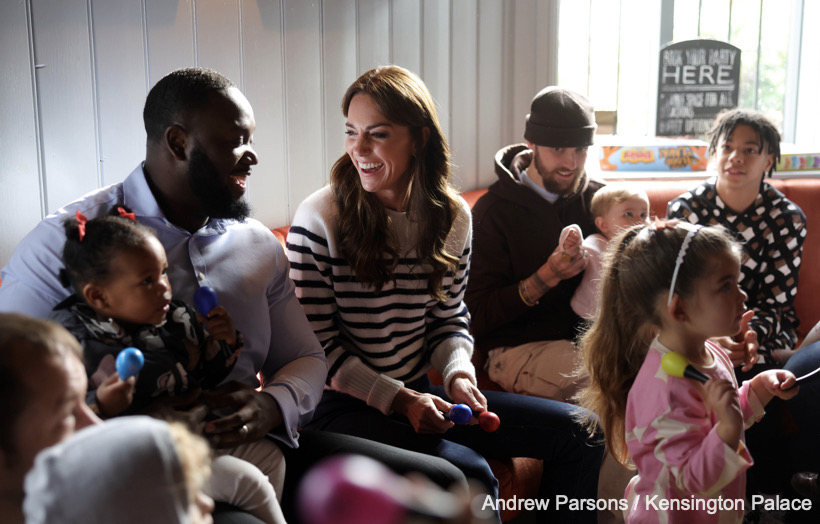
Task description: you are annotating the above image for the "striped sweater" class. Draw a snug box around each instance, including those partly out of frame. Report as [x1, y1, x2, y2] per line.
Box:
[286, 186, 475, 415]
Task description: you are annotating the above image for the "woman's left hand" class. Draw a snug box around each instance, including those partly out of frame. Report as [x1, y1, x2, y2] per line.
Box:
[449, 375, 488, 414]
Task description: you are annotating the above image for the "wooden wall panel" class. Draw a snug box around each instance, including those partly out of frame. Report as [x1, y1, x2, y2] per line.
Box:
[282, 0, 324, 220]
[0, 0, 42, 267]
[145, 0, 195, 85]
[421, 0, 451, 146]
[357, 0, 390, 71]
[91, 0, 148, 186]
[241, 0, 290, 228]
[508, 0, 539, 151]
[391, 0, 422, 73]
[196, 0, 242, 85]
[450, 0, 478, 192]
[30, 0, 99, 213]
[476, 0, 506, 188]
[321, 0, 357, 181]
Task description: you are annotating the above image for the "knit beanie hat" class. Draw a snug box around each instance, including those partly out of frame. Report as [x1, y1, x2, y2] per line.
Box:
[524, 87, 597, 148]
[24, 416, 191, 524]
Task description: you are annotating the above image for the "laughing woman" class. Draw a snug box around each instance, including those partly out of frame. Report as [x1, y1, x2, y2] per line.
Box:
[286, 65, 604, 524]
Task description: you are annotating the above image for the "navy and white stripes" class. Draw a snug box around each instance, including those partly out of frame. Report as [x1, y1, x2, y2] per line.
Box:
[287, 186, 475, 414]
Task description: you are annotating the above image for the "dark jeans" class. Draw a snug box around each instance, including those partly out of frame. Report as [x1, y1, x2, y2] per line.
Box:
[740, 342, 820, 523]
[784, 341, 820, 473]
[303, 375, 605, 524]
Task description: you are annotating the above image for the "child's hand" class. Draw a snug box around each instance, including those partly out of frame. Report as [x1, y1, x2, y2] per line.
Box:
[750, 369, 798, 405]
[541, 226, 587, 285]
[201, 305, 237, 348]
[711, 310, 759, 371]
[96, 372, 136, 417]
[703, 378, 743, 449]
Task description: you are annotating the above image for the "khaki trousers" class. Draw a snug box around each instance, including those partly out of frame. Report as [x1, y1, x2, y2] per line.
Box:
[486, 339, 586, 403]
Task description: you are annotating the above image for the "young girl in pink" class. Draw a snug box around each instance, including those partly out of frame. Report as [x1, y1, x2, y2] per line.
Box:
[578, 221, 797, 523]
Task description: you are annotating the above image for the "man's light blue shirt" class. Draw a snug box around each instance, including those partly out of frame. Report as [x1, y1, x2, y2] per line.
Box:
[520, 170, 560, 204]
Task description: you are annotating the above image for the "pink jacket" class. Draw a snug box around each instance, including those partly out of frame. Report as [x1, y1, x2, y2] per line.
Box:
[624, 337, 766, 523]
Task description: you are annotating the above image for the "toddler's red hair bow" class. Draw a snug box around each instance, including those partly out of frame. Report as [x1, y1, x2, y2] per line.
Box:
[117, 207, 136, 221]
[75, 211, 88, 242]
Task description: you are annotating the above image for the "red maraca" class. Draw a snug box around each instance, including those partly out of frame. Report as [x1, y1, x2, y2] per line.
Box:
[478, 411, 501, 432]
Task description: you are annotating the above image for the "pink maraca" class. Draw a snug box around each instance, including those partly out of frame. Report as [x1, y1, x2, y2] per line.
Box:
[298, 454, 404, 524]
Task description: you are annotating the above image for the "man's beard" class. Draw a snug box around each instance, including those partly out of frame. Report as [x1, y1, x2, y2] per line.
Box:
[532, 148, 583, 196]
[188, 147, 251, 221]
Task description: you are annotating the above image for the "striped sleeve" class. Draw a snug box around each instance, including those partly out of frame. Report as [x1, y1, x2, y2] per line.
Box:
[427, 197, 476, 397]
[286, 190, 403, 414]
[287, 188, 476, 412]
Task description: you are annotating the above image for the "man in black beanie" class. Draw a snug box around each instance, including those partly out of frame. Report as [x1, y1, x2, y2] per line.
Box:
[465, 86, 604, 402]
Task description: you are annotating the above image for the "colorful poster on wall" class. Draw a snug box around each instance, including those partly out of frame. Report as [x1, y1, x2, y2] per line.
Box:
[656, 39, 741, 137]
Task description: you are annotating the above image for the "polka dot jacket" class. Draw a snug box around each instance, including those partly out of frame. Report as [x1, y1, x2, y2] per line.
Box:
[668, 177, 807, 363]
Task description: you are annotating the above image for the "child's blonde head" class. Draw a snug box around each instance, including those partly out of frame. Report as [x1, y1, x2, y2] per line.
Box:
[590, 185, 649, 221]
[576, 222, 740, 464]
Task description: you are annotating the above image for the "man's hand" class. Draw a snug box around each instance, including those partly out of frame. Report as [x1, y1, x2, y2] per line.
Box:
[543, 243, 587, 283]
[200, 381, 283, 449]
[712, 310, 758, 371]
[139, 387, 209, 434]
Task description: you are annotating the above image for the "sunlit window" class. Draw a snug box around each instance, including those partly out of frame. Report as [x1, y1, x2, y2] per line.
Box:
[557, 0, 805, 143]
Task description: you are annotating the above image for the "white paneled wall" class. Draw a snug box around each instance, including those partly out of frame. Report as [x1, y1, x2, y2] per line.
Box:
[0, 0, 559, 269]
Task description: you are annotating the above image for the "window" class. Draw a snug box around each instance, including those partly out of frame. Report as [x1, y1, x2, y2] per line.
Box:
[557, 0, 810, 145]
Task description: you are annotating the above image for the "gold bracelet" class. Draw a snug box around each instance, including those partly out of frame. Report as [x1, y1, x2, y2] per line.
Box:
[523, 279, 540, 306]
[518, 279, 538, 307]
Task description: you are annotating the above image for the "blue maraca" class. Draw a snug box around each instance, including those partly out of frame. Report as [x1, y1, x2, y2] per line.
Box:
[194, 285, 219, 316]
[116, 347, 144, 380]
[446, 404, 473, 425]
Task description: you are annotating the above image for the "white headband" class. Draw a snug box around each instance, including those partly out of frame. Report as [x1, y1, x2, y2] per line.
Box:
[667, 225, 703, 306]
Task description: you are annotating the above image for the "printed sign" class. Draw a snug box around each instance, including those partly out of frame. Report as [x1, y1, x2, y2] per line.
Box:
[656, 39, 741, 137]
[597, 138, 709, 172]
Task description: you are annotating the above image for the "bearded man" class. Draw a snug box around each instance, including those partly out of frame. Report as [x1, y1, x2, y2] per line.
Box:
[465, 86, 604, 402]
